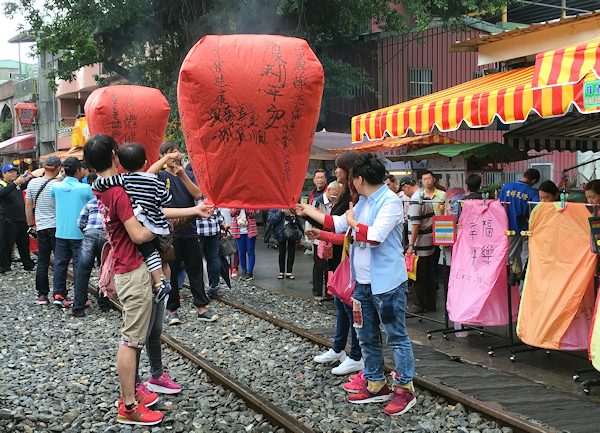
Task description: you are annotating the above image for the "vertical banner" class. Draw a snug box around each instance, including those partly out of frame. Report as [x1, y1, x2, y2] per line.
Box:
[178, 34, 324, 209]
[447, 200, 518, 326]
[518, 203, 595, 351]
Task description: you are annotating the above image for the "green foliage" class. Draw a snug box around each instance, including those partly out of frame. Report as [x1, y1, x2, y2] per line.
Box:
[0, 120, 13, 141]
[4, 0, 509, 120]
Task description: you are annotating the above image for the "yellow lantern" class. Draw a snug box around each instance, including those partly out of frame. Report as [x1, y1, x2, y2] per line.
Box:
[13, 159, 20, 165]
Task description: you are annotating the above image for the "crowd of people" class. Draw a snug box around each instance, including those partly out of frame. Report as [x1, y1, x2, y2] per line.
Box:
[2, 131, 600, 425]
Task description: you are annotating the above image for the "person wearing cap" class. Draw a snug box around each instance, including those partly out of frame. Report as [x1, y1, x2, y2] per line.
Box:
[0, 164, 35, 273]
[26, 156, 62, 304]
[50, 157, 94, 308]
[400, 177, 438, 314]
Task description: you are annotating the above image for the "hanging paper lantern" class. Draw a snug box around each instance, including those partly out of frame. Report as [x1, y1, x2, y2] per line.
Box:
[12, 159, 20, 165]
[23, 158, 32, 164]
[14, 102, 37, 126]
[84, 85, 170, 163]
[178, 34, 324, 209]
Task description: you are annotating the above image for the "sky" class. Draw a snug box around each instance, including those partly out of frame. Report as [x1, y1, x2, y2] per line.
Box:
[0, 3, 36, 64]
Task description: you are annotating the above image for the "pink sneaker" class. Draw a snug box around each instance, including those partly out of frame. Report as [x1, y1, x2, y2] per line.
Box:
[136, 382, 159, 406]
[348, 370, 363, 382]
[343, 371, 366, 393]
[146, 371, 182, 395]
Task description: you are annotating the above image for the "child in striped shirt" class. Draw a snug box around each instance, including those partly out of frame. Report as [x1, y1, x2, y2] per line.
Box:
[93, 143, 180, 297]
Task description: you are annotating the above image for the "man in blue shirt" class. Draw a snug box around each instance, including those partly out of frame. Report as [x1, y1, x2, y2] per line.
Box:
[499, 168, 540, 283]
[51, 157, 94, 307]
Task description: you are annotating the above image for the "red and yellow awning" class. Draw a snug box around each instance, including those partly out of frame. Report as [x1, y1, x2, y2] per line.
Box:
[333, 134, 461, 155]
[533, 37, 600, 88]
[352, 35, 600, 143]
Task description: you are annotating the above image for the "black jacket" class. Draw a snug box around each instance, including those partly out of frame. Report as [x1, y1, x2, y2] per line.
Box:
[0, 180, 26, 223]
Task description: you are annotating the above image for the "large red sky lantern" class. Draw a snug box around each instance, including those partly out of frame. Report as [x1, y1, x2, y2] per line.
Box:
[84, 85, 170, 164]
[178, 34, 324, 209]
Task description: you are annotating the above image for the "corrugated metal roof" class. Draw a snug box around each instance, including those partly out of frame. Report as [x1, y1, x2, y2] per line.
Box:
[451, 10, 600, 52]
[508, 0, 600, 24]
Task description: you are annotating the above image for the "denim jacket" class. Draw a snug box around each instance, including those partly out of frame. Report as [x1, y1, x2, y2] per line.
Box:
[332, 184, 407, 295]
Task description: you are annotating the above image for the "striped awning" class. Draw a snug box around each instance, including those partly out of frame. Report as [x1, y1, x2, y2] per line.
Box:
[533, 37, 600, 88]
[352, 66, 600, 143]
[334, 134, 461, 155]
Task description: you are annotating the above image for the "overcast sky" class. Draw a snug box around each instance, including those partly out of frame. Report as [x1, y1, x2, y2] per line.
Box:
[0, 2, 36, 64]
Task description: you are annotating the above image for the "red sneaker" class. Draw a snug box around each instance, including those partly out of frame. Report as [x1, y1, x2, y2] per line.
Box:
[347, 383, 391, 404]
[52, 294, 72, 308]
[343, 371, 366, 393]
[116, 401, 163, 426]
[114, 383, 158, 409]
[383, 388, 417, 416]
[135, 382, 159, 406]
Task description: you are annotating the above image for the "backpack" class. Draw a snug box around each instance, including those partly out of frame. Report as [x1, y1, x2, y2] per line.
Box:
[99, 242, 118, 299]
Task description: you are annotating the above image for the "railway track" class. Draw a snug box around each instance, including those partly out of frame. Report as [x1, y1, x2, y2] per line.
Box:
[67, 263, 552, 433]
[183, 282, 552, 433]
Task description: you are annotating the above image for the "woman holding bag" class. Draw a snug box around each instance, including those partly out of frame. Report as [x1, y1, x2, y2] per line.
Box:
[230, 208, 258, 281]
[299, 151, 365, 377]
[268, 209, 304, 279]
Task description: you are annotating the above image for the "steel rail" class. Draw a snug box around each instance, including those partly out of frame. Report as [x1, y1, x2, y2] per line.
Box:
[209, 292, 554, 433]
[65, 268, 314, 433]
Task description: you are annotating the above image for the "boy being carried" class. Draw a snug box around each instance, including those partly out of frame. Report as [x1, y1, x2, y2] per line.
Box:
[94, 143, 180, 298]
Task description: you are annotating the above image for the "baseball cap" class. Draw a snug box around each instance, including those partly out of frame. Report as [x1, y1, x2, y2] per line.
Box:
[62, 157, 83, 171]
[1, 164, 16, 174]
[43, 156, 62, 168]
[399, 177, 416, 187]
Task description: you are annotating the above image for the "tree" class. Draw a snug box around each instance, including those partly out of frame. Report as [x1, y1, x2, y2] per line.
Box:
[5, 0, 508, 140]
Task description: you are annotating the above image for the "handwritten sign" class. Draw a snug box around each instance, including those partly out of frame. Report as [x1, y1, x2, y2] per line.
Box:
[178, 35, 324, 209]
[447, 200, 517, 326]
[84, 85, 170, 164]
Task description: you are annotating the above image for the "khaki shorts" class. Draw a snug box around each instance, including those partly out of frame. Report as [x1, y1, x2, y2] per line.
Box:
[115, 262, 153, 349]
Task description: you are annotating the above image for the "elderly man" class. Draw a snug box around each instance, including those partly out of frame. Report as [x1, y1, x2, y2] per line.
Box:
[311, 180, 341, 299]
[0, 164, 35, 273]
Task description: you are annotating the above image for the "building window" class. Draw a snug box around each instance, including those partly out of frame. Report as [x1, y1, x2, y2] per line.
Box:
[530, 163, 553, 184]
[409, 68, 433, 99]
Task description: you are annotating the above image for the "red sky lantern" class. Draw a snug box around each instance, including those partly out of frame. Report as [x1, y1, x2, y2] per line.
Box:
[178, 34, 324, 209]
[84, 85, 170, 164]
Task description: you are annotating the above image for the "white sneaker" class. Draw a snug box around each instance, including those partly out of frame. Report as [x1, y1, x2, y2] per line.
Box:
[313, 348, 347, 364]
[331, 357, 364, 376]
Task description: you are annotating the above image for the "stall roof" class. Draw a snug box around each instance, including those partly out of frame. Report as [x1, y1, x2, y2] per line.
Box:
[399, 141, 529, 163]
[334, 134, 461, 155]
[39, 147, 83, 163]
[310, 130, 352, 160]
[506, 112, 600, 152]
[0, 134, 35, 154]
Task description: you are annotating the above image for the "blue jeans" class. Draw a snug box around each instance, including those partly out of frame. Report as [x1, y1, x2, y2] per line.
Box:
[73, 229, 107, 312]
[353, 282, 415, 387]
[236, 234, 256, 273]
[53, 238, 82, 297]
[332, 296, 362, 361]
[199, 234, 221, 288]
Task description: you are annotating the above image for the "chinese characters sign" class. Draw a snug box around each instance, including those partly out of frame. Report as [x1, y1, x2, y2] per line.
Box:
[584, 80, 600, 109]
[178, 35, 324, 209]
[447, 200, 517, 326]
[85, 86, 170, 164]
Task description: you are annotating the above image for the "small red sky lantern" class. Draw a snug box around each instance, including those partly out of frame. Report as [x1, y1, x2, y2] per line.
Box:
[14, 102, 37, 126]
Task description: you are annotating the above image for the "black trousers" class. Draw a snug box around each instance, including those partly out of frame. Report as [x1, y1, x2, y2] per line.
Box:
[167, 237, 209, 311]
[278, 239, 296, 273]
[0, 220, 34, 271]
[312, 244, 328, 296]
[36, 228, 56, 296]
[412, 254, 438, 312]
